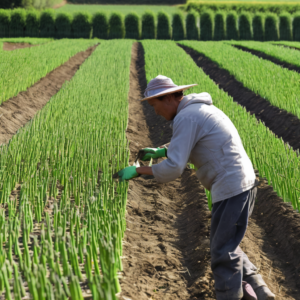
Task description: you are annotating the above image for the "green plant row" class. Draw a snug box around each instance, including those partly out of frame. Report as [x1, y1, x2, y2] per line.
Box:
[179, 41, 300, 119]
[141, 39, 300, 211]
[0, 39, 132, 299]
[227, 40, 300, 67]
[184, 1, 300, 14]
[0, 39, 97, 104]
[1, 8, 300, 41]
[272, 40, 300, 49]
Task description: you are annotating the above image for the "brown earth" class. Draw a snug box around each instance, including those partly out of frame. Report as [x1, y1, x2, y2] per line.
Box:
[178, 43, 300, 151]
[232, 44, 300, 74]
[0, 44, 97, 145]
[3, 42, 38, 51]
[53, 0, 67, 9]
[119, 42, 300, 300]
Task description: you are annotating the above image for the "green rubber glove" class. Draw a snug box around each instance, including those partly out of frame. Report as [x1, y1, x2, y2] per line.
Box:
[141, 147, 167, 161]
[117, 166, 139, 182]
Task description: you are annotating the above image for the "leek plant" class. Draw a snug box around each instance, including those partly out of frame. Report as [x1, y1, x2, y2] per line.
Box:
[0, 40, 133, 298]
[227, 40, 300, 68]
[180, 41, 300, 121]
[0, 39, 97, 104]
[142, 40, 300, 211]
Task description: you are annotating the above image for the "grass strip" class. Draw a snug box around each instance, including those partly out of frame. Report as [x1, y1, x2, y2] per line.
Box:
[0, 39, 97, 104]
[272, 41, 300, 50]
[0, 40, 133, 298]
[179, 41, 300, 120]
[142, 40, 300, 210]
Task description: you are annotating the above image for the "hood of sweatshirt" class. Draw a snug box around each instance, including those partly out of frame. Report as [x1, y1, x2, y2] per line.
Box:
[177, 93, 213, 115]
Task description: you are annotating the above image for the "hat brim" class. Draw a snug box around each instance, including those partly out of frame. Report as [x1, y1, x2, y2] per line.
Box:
[139, 84, 198, 101]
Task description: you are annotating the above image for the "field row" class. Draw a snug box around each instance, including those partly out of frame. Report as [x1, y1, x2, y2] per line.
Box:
[0, 39, 300, 298]
[1, 8, 300, 41]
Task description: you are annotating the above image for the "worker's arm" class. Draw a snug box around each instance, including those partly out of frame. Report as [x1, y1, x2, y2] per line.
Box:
[136, 166, 153, 175]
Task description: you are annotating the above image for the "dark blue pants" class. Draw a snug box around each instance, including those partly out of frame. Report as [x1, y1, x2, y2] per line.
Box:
[211, 187, 266, 300]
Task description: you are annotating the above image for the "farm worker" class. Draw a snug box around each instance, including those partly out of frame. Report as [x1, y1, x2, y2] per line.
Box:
[116, 75, 275, 300]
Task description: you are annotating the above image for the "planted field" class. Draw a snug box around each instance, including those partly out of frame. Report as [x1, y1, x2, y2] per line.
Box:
[179, 41, 300, 120]
[227, 41, 300, 68]
[0, 39, 97, 104]
[56, 4, 182, 16]
[1, 37, 300, 300]
[0, 40, 132, 299]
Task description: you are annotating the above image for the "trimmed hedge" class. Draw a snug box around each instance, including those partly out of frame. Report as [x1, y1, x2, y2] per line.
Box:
[200, 10, 214, 41]
[72, 12, 92, 38]
[0, 9, 10, 37]
[92, 12, 108, 39]
[109, 12, 125, 39]
[293, 13, 300, 42]
[125, 12, 139, 39]
[172, 12, 185, 40]
[157, 11, 171, 40]
[214, 11, 225, 40]
[25, 9, 39, 37]
[265, 13, 279, 41]
[10, 8, 25, 37]
[55, 12, 72, 39]
[184, 2, 300, 15]
[40, 9, 55, 38]
[279, 12, 292, 41]
[226, 11, 238, 40]
[239, 13, 252, 40]
[141, 11, 155, 39]
[252, 14, 264, 41]
[186, 10, 198, 40]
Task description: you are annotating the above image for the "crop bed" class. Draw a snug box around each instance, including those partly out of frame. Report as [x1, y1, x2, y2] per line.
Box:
[1, 39, 300, 299]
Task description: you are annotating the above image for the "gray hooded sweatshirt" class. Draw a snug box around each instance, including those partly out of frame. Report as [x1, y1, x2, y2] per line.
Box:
[152, 93, 256, 203]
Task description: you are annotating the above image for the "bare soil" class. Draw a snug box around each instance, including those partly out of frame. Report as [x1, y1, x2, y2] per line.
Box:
[0, 44, 97, 145]
[3, 42, 38, 51]
[120, 42, 300, 300]
[232, 44, 300, 74]
[53, 0, 67, 9]
[178, 44, 300, 151]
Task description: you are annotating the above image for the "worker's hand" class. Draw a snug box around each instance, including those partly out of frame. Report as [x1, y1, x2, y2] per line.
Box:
[141, 147, 167, 161]
[117, 166, 139, 182]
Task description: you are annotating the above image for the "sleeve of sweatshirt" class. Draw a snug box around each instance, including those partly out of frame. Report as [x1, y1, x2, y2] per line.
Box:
[152, 116, 202, 183]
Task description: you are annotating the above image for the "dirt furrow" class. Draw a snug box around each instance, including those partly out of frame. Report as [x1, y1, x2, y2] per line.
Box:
[3, 42, 39, 51]
[178, 43, 300, 151]
[120, 42, 300, 300]
[232, 44, 300, 74]
[0, 44, 97, 145]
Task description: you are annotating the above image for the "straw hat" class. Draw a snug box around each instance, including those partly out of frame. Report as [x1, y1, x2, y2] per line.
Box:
[140, 75, 197, 101]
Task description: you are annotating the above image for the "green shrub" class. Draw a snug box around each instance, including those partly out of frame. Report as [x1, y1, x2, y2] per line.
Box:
[55, 12, 72, 39]
[239, 13, 252, 40]
[172, 12, 185, 41]
[157, 11, 171, 40]
[214, 11, 225, 40]
[25, 9, 39, 37]
[265, 13, 278, 41]
[109, 12, 125, 39]
[293, 13, 300, 41]
[125, 12, 140, 39]
[200, 10, 214, 41]
[141, 11, 155, 39]
[226, 11, 238, 40]
[186, 10, 198, 40]
[252, 13, 264, 41]
[10, 8, 26, 37]
[279, 12, 292, 41]
[72, 12, 92, 38]
[40, 9, 55, 38]
[92, 12, 108, 39]
[0, 9, 10, 37]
